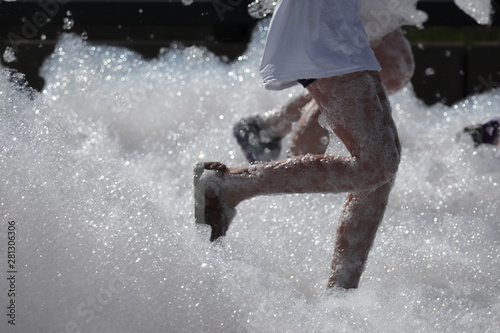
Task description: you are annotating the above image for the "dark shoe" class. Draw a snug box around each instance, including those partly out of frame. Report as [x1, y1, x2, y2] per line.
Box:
[463, 119, 500, 146]
[233, 115, 282, 163]
[463, 124, 484, 147]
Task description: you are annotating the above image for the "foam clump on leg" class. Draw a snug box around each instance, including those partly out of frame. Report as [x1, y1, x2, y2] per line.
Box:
[195, 163, 237, 242]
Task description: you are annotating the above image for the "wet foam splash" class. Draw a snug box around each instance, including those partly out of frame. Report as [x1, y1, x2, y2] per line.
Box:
[3, 46, 17, 63]
[248, 0, 277, 19]
[1, 20, 499, 333]
[454, 0, 493, 25]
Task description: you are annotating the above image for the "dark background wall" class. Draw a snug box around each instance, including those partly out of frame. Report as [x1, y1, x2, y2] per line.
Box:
[1, 0, 499, 106]
[0, 0, 258, 91]
[408, 0, 500, 105]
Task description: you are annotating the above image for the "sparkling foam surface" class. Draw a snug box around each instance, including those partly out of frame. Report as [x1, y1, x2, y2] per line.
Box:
[1, 21, 499, 333]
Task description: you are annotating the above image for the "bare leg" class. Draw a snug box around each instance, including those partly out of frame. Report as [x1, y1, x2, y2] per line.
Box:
[289, 31, 412, 287]
[327, 179, 394, 289]
[289, 28, 413, 156]
[232, 90, 313, 163]
[224, 71, 400, 205]
[237, 29, 412, 161]
[260, 90, 313, 138]
[288, 29, 415, 155]
[203, 71, 400, 287]
[372, 28, 415, 94]
[288, 99, 329, 156]
[287, 33, 411, 285]
[216, 71, 400, 288]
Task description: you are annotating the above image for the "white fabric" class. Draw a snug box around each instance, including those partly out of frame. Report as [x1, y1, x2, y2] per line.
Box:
[260, 0, 380, 91]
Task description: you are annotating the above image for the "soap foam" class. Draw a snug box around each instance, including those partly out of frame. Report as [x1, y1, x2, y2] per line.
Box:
[1, 20, 499, 333]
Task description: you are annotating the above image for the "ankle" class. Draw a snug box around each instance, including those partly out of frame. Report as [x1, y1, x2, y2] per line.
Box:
[221, 166, 257, 207]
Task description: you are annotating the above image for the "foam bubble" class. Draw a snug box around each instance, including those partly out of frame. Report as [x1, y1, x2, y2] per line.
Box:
[3, 46, 17, 63]
[0, 20, 499, 333]
[63, 17, 74, 30]
[248, 0, 277, 19]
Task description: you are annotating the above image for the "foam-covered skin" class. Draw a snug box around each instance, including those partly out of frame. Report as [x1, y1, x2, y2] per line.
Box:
[1, 21, 499, 333]
[216, 71, 400, 289]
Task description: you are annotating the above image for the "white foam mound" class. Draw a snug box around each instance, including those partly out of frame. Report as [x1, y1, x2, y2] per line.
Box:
[1, 21, 499, 333]
[454, 0, 493, 25]
[248, 0, 277, 19]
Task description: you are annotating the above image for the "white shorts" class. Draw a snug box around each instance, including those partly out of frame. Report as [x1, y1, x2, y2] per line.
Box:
[260, 0, 381, 91]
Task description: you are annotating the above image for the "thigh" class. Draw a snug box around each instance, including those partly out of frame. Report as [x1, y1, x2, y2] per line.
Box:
[289, 100, 329, 156]
[306, 71, 400, 162]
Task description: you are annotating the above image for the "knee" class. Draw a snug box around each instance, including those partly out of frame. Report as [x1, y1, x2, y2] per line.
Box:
[289, 102, 329, 156]
[376, 140, 401, 184]
[383, 145, 401, 181]
[392, 50, 414, 92]
[362, 139, 401, 188]
[379, 53, 414, 94]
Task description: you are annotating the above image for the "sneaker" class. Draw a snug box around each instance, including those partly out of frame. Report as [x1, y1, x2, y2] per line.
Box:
[463, 124, 484, 147]
[463, 119, 500, 146]
[193, 162, 236, 242]
[233, 115, 282, 163]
